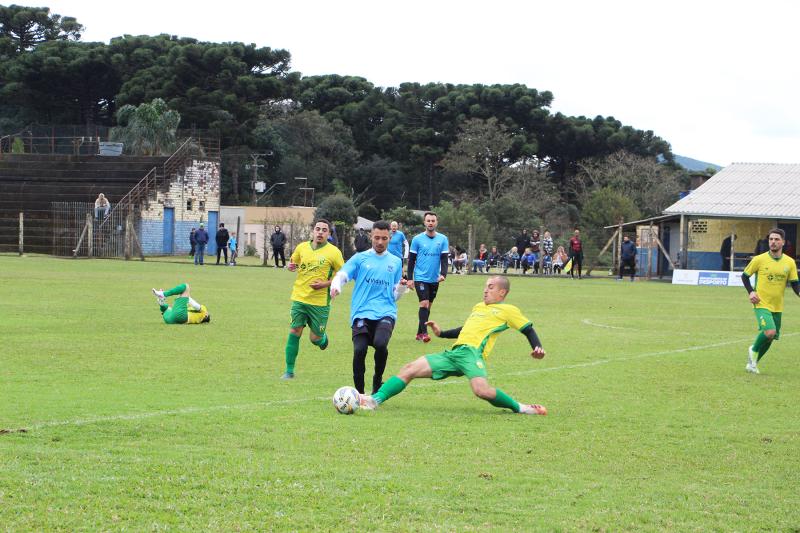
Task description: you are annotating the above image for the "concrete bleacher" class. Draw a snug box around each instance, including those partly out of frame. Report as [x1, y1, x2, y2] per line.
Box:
[0, 154, 169, 254]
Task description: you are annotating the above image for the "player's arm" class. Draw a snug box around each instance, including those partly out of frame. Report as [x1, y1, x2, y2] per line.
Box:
[439, 253, 449, 281]
[741, 272, 760, 304]
[426, 321, 460, 338]
[521, 323, 545, 359]
[330, 257, 357, 298]
[406, 252, 417, 283]
[791, 279, 800, 297]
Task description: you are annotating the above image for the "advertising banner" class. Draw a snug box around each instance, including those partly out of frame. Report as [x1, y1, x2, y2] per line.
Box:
[672, 269, 744, 287]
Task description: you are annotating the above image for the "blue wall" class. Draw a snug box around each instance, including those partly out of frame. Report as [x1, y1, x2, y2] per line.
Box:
[139, 219, 197, 255]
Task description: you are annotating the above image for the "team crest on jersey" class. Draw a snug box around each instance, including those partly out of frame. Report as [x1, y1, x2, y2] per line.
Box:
[476, 360, 485, 369]
[387, 264, 394, 272]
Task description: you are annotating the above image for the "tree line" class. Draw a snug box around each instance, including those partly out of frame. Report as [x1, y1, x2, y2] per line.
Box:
[0, 4, 691, 257]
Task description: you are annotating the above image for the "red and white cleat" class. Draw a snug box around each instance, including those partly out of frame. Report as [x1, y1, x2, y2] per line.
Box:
[359, 394, 378, 411]
[519, 404, 547, 416]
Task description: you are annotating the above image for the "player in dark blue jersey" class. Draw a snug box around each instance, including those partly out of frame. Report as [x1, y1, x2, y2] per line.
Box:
[406, 212, 450, 343]
[331, 220, 408, 393]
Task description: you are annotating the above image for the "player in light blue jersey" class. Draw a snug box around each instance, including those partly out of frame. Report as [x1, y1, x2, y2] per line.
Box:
[388, 221, 407, 262]
[406, 211, 450, 343]
[331, 220, 408, 394]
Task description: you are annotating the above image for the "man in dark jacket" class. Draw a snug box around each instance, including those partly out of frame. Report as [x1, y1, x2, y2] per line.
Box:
[194, 223, 209, 266]
[215, 223, 230, 265]
[354, 228, 370, 252]
[619, 234, 637, 281]
[270, 225, 287, 268]
[189, 228, 197, 257]
[514, 229, 530, 259]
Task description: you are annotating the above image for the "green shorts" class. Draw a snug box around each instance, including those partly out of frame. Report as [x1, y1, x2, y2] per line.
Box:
[163, 297, 189, 324]
[426, 344, 488, 381]
[290, 301, 330, 336]
[754, 308, 782, 340]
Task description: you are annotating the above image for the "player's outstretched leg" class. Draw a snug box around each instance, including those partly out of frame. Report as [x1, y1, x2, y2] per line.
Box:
[470, 378, 547, 416]
[360, 355, 432, 410]
[282, 329, 302, 379]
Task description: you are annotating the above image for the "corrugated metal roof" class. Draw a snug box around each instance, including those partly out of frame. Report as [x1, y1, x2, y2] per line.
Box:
[663, 163, 800, 219]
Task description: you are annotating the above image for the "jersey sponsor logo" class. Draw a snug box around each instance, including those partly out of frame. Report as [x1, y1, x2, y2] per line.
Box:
[363, 276, 392, 287]
[476, 360, 485, 369]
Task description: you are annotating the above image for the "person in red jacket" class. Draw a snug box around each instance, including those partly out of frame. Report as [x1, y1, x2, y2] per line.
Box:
[568, 229, 584, 279]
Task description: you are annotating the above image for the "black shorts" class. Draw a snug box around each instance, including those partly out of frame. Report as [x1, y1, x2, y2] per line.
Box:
[414, 281, 440, 303]
[352, 317, 395, 345]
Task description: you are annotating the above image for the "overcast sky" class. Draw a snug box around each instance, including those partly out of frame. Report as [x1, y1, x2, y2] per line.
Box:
[18, 0, 800, 166]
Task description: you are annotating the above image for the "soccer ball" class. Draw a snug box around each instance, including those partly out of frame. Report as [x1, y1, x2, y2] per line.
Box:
[332, 386, 360, 415]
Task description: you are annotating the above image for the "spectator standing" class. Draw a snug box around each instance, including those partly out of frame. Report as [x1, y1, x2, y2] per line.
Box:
[194, 223, 209, 266]
[189, 227, 197, 257]
[568, 229, 584, 279]
[720, 234, 736, 271]
[754, 235, 769, 256]
[354, 227, 371, 252]
[529, 231, 542, 274]
[94, 193, 111, 219]
[514, 229, 531, 260]
[215, 223, 230, 265]
[271, 226, 287, 268]
[388, 221, 408, 262]
[619, 235, 637, 281]
[229, 232, 238, 266]
[542, 231, 554, 256]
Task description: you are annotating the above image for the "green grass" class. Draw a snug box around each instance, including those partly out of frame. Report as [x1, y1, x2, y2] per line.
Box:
[1, 256, 799, 531]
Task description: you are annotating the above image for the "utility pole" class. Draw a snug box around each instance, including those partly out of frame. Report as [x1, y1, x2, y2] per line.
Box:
[247, 153, 268, 204]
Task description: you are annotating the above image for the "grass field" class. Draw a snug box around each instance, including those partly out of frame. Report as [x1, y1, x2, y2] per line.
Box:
[2, 255, 799, 531]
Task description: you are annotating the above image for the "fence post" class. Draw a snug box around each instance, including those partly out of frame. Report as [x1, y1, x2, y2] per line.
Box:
[262, 218, 269, 266]
[18, 212, 23, 255]
[87, 213, 94, 258]
[124, 214, 132, 260]
[467, 224, 474, 275]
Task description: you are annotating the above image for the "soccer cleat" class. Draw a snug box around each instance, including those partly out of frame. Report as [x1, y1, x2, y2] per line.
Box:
[280, 372, 295, 380]
[415, 333, 425, 342]
[152, 288, 165, 299]
[746, 362, 760, 374]
[747, 346, 757, 368]
[318, 335, 329, 351]
[421, 333, 431, 343]
[519, 403, 547, 415]
[359, 394, 378, 411]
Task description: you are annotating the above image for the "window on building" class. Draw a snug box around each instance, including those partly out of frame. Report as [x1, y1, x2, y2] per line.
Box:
[199, 200, 205, 211]
[186, 199, 193, 211]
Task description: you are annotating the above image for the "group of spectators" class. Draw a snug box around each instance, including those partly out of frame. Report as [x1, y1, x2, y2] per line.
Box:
[447, 228, 585, 278]
[188, 223, 238, 266]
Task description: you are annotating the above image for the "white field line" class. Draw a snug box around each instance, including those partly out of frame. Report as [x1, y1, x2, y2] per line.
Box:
[11, 331, 798, 431]
[580, 318, 630, 330]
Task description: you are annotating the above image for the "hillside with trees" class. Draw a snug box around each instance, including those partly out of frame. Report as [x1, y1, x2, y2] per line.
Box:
[0, 4, 688, 253]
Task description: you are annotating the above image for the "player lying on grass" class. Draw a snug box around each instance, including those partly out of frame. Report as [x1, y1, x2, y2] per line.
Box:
[152, 283, 210, 324]
[359, 275, 547, 415]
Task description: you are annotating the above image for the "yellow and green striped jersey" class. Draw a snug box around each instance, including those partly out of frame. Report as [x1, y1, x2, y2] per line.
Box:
[290, 241, 344, 306]
[453, 302, 532, 359]
[744, 252, 799, 312]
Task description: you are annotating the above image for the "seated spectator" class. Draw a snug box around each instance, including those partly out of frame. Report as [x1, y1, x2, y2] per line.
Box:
[453, 247, 468, 274]
[472, 243, 488, 273]
[521, 247, 536, 275]
[448, 245, 456, 273]
[541, 253, 553, 275]
[94, 193, 111, 219]
[487, 246, 502, 271]
[553, 246, 568, 275]
[503, 246, 521, 273]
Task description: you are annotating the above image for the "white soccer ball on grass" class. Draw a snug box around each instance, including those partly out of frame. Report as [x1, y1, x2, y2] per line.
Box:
[332, 386, 360, 415]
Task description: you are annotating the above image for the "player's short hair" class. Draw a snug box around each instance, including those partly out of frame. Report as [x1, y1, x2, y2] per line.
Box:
[372, 220, 390, 232]
[219, 223, 224, 227]
[313, 219, 331, 231]
[768, 228, 786, 240]
[494, 275, 510, 293]
[423, 211, 437, 220]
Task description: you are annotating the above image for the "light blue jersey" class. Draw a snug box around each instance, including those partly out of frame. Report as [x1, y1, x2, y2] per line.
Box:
[410, 232, 449, 283]
[388, 230, 406, 260]
[341, 249, 403, 323]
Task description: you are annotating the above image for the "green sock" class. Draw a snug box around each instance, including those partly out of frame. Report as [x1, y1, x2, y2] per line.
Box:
[159, 303, 168, 314]
[163, 283, 187, 297]
[752, 332, 771, 361]
[284, 333, 301, 373]
[373, 376, 406, 404]
[489, 388, 520, 413]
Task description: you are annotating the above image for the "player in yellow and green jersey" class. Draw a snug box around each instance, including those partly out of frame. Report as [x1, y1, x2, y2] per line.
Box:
[741, 228, 799, 374]
[151, 283, 210, 324]
[281, 219, 345, 380]
[359, 275, 548, 415]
